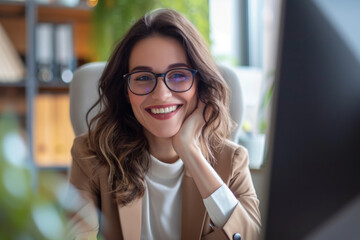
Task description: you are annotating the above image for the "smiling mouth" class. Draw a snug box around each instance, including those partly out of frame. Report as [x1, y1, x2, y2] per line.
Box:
[147, 105, 182, 114]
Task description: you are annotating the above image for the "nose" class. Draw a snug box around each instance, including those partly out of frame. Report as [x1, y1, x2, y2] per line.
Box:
[150, 77, 172, 101]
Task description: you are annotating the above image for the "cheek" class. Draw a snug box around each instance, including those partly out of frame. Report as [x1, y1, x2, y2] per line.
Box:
[128, 91, 143, 116]
[185, 87, 198, 116]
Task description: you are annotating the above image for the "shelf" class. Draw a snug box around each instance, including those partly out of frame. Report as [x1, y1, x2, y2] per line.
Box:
[1, 0, 90, 172]
[0, 80, 71, 90]
[0, 2, 92, 60]
[0, 0, 26, 7]
[0, 2, 25, 18]
[38, 84, 70, 94]
[0, 80, 26, 87]
[0, 1, 91, 20]
[0, 87, 26, 116]
[38, 78, 69, 87]
[38, 5, 91, 22]
[38, 83, 69, 90]
[37, 1, 89, 9]
[0, 0, 90, 8]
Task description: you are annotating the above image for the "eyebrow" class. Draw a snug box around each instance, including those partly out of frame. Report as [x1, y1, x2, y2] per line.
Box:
[130, 63, 191, 73]
[168, 63, 191, 69]
[130, 66, 152, 72]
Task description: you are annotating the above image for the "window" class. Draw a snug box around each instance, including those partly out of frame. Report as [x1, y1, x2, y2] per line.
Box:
[210, 0, 282, 168]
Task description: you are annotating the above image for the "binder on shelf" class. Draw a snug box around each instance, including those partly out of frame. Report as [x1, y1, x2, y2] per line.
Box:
[0, 23, 25, 83]
[35, 22, 76, 85]
[34, 94, 74, 166]
[34, 94, 54, 165]
[55, 23, 76, 84]
[36, 23, 55, 83]
[53, 94, 74, 164]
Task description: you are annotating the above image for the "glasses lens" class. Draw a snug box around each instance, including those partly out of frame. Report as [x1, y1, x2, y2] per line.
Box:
[165, 69, 194, 92]
[128, 72, 156, 95]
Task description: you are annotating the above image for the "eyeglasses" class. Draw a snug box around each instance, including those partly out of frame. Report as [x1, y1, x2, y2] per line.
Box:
[124, 68, 197, 96]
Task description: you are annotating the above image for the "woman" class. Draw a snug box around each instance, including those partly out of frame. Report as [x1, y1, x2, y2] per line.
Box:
[68, 8, 261, 240]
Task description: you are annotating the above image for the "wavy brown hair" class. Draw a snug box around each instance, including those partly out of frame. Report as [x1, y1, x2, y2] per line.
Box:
[86, 9, 234, 205]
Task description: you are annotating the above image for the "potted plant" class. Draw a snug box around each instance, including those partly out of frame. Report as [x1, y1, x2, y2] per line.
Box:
[0, 110, 69, 239]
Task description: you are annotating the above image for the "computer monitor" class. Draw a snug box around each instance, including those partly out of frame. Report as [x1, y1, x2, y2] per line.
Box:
[262, 0, 360, 239]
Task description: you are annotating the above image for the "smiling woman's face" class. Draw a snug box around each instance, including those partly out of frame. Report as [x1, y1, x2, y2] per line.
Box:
[127, 35, 198, 140]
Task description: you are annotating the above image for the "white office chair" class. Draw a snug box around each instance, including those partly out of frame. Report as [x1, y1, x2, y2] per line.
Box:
[69, 62, 244, 142]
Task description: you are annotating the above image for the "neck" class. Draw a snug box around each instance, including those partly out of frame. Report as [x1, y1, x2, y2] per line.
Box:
[145, 131, 179, 164]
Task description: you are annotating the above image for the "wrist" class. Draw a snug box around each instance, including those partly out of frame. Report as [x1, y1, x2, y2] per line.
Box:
[177, 137, 199, 156]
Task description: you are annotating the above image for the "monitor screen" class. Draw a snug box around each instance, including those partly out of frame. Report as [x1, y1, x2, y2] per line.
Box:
[262, 0, 360, 239]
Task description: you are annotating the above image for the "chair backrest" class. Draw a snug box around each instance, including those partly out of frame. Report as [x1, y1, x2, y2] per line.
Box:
[69, 62, 244, 142]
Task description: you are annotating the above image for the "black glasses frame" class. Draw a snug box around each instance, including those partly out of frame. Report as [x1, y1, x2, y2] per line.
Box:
[123, 68, 197, 96]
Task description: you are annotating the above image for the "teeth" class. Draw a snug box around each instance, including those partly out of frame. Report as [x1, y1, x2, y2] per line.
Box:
[150, 105, 178, 114]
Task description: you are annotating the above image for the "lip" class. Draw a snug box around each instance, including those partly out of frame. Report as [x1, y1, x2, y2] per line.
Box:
[145, 104, 183, 120]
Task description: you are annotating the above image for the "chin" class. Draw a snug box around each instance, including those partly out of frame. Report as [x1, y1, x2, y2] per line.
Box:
[147, 126, 180, 139]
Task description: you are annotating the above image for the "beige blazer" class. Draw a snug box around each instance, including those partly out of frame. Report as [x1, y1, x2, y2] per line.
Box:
[67, 134, 261, 240]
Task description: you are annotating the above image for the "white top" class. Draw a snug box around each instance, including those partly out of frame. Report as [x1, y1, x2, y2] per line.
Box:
[140, 155, 238, 240]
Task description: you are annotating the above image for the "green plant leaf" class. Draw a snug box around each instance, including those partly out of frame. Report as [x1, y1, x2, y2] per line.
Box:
[90, 0, 209, 61]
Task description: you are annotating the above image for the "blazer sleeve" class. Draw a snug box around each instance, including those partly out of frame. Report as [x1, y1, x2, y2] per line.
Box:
[210, 146, 261, 240]
[65, 136, 101, 240]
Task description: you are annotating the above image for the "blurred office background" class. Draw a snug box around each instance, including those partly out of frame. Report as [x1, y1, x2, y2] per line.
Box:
[0, 0, 280, 238]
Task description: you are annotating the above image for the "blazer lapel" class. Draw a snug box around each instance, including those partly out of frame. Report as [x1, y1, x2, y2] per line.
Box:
[117, 197, 142, 240]
[181, 174, 207, 240]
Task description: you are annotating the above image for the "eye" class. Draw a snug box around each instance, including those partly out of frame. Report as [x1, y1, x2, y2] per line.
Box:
[134, 74, 154, 81]
[168, 71, 189, 82]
